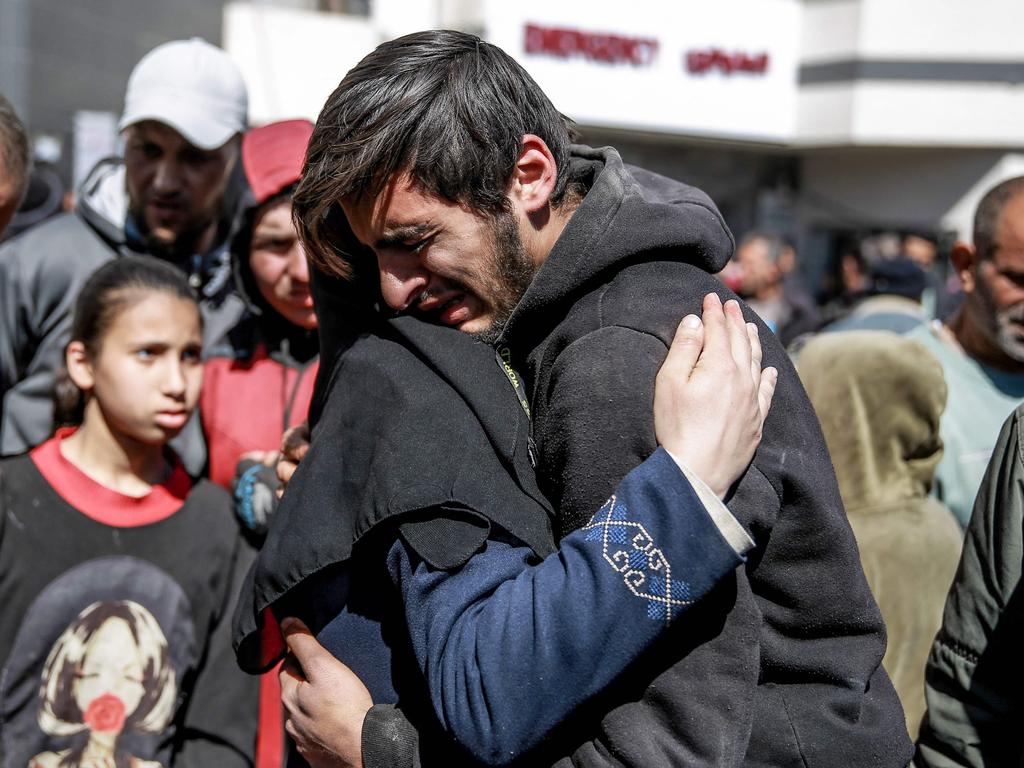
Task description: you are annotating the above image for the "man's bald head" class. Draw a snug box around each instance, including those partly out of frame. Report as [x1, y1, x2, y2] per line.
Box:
[973, 176, 1024, 261]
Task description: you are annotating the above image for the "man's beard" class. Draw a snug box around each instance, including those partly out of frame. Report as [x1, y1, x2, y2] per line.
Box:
[975, 270, 1024, 363]
[129, 201, 212, 263]
[469, 209, 536, 345]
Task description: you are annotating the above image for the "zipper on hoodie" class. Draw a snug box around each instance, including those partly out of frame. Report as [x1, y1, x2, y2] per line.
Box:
[496, 346, 537, 468]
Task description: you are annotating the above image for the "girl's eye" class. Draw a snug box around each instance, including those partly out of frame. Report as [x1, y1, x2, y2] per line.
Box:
[136, 348, 155, 360]
[182, 347, 202, 363]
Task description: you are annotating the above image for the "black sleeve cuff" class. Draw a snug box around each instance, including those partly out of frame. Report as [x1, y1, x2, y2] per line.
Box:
[362, 704, 420, 768]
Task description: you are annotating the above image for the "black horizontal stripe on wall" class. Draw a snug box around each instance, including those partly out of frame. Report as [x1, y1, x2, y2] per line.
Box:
[799, 59, 1024, 85]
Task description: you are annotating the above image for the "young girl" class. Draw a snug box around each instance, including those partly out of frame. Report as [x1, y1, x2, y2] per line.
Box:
[0, 257, 256, 768]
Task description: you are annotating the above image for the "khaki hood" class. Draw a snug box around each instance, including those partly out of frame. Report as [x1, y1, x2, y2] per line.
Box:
[799, 331, 946, 513]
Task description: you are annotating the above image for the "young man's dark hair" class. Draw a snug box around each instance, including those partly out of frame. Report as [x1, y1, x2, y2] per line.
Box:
[973, 175, 1024, 261]
[294, 29, 578, 278]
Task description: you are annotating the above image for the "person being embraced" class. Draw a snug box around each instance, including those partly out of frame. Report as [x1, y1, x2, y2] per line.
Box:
[234, 266, 777, 767]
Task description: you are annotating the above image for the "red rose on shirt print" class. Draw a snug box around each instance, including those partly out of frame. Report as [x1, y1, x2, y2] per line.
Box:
[84, 693, 127, 733]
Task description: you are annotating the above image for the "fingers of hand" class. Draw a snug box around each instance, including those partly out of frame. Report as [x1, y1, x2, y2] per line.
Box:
[749, 323, 765, 387]
[758, 366, 779, 423]
[664, 313, 704, 379]
[281, 422, 311, 460]
[277, 458, 297, 487]
[723, 299, 752, 371]
[700, 292, 729, 362]
[281, 617, 326, 682]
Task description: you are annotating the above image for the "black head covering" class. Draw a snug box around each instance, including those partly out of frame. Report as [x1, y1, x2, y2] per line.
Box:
[232, 257, 556, 672]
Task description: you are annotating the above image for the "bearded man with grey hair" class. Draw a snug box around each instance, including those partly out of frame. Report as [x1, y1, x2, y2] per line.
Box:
[906, 175, 1024, 526]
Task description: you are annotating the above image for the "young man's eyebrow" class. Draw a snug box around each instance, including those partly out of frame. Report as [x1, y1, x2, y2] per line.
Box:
[375, 223, 434, 250]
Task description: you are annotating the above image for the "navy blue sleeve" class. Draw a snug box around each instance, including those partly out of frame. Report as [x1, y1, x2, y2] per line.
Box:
[388, 447, 750, 765]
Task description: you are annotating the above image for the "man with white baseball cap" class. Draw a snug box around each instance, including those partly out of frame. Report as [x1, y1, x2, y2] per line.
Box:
[120, 37, 248, 152]
[0, 38, 250, 474]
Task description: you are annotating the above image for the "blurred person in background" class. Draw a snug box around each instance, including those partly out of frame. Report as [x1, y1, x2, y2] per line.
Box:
[0, 93, 30, 239]
[822, 254, 928, 335]
[799, 331, 962, 739]
[818, 240, 871, 326]
[915, 403, 1024, 768]
[732, 231, 821, 346]
[0, 38, 248, 473]
[904, 231, 963, 321]
[906, 176, 1024, 527]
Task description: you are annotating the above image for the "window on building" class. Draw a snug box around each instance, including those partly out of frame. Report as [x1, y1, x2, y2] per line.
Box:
[318, 0, 370, 15]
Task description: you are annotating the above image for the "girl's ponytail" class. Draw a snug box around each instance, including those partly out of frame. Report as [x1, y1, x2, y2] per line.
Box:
[52, 366, 86, 428]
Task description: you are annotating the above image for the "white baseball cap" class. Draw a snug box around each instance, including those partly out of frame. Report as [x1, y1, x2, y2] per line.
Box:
[119, 38, 248, 150]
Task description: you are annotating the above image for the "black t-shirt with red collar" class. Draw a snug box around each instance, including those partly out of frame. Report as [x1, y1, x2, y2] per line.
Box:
[0, 431, 257, 768]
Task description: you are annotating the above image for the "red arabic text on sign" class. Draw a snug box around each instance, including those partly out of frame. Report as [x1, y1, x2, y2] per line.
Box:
[524, 23, 659, 67]
[685, 49, 770, 75]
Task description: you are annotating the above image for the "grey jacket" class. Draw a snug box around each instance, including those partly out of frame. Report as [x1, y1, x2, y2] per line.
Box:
[0, 160, 244, 472]
[915, 404, 1024, 767]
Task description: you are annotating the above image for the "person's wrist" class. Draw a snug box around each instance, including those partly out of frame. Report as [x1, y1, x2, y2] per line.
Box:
[665, 449, 727, 499]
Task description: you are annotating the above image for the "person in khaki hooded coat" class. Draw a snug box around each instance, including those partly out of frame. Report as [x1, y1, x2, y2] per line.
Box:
[799, 330, 963, 738]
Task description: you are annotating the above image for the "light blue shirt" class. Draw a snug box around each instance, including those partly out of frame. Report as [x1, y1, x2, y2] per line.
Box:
[907, 322, 1024, 526]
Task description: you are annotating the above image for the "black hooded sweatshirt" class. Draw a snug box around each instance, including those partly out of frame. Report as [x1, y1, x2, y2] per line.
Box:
[481, 145, 911, 767]
[360, 146, 912, 768]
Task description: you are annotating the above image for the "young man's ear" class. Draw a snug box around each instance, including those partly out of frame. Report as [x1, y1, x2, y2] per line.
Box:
[66, 341, 95, 392]
[950, 241, 978, 294]
[509, 134, 558, 215]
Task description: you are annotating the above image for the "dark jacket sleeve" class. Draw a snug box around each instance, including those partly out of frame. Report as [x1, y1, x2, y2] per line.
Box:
[915, 407, 1024, 768]
[362, 705, 421, 768]
[388, 449, 749, 766]
[175, 535, 259, 768]
[0, 214, 111, 456]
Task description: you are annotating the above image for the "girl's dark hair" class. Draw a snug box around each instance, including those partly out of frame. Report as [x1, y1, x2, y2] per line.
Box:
[53, 256, 199, 428]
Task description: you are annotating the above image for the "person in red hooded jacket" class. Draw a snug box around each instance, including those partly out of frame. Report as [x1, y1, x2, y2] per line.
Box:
[202, 119, 318, 507]
[200, 119, 317, 768]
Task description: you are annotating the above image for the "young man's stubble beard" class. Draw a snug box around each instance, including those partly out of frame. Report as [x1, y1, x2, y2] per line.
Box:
[470, 207, 537, 346]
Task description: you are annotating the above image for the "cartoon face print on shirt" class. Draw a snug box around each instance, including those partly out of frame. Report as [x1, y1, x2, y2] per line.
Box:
[28, 600, 175, 768]
[1, 557, 196, 768]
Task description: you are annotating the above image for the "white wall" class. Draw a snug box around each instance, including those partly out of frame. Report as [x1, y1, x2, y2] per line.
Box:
[224, 3, 382, 124]
[484, 0, 801, 143]
[799, 0, 861, 64]
[857, 0, 1024, 60]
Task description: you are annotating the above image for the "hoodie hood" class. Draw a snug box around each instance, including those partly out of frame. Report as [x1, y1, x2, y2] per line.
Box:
[76, 158, 130, 248]
[227, 119, 316, 362]
[799, 331, 946, 514]
[500, 145, 734, 345]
